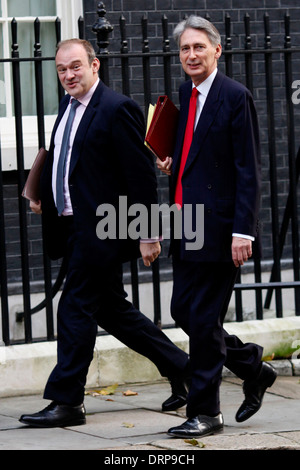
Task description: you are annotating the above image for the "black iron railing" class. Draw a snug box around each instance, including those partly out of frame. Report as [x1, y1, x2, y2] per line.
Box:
[1, 5, 300, 345]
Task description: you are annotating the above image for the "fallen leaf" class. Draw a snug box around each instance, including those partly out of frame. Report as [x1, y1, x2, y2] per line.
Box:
[86, 383, 119, 396]
[184, 438, 205, 448]
[100, 384, 119, 395]
[122, 422, 135, 428]
[122, 389, 138, 396]
[262, 353, 275, 361]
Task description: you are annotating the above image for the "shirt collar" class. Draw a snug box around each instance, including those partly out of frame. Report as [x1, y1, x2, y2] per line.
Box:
[69, 78, 100, 107]
[193, 68, 218, 97]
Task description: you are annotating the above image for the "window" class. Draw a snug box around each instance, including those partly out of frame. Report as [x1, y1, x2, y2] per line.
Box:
[0, 0, 83, 170]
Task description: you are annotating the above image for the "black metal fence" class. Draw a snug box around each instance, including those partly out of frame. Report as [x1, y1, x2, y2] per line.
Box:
[1, 7, 300, 346]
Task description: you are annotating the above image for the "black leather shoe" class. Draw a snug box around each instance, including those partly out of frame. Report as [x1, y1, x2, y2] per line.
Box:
[162, 376, 189, 412]
[168, 413, 224, 438]
[19, 402, 86, 428]
[235, 362, 277, 423]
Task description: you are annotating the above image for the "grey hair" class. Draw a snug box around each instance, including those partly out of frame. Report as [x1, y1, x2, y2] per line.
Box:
[173, 15, 221, 47]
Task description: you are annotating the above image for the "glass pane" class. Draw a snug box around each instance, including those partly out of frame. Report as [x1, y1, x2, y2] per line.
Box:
[0, 68, 5, 117]
[42, 22, 58, 116]
[8, 0, 56, 17]
[0, 25, 6, 117]
[9, 21, 58, 116]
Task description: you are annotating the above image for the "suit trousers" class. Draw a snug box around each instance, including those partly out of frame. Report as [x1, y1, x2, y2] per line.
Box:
[171, 255, 263, 418]
[44, 220, 189, 405]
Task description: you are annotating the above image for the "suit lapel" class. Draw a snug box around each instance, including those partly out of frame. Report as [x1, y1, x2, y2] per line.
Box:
[68, 106, 96, 176]
[183, 71, 224, 174]
[68, 81, 103, 176]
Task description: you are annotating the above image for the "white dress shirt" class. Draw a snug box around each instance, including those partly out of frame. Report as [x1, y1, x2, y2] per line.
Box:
[52, 79, 100, 215]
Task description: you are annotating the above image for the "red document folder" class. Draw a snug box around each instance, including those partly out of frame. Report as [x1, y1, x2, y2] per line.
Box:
[145, 95, 179, 161]
[22, 147, 48, 203]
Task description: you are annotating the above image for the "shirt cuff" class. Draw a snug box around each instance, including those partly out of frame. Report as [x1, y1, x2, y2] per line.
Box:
[140, 237, 163, 243]
[232, 233, 255, 241]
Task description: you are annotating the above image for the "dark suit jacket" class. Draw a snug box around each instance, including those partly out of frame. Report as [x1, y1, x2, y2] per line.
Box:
[170, 71, 261, 262]
[40, 80, 158, 268]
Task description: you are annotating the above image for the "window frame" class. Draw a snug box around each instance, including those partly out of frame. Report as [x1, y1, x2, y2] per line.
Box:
[0, 0, 83, 170]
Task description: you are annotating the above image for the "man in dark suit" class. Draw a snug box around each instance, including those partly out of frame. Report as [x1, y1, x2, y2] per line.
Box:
[157, 16, 277, 438]
[19, 38, 190, 428]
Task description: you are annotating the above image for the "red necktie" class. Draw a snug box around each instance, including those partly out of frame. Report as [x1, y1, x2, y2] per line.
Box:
[174, 87, 199, 208]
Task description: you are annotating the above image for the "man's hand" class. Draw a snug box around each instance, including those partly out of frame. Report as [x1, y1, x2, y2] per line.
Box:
[140, 241, 161, 267]
[30, 200, 42, 214]
[156, 156, 173, 175]
[231, 236, 252, 267]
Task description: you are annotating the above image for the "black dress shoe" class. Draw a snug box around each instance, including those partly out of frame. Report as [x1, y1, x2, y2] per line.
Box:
[235, 362, 277, 422]
[162, 376, 189, 412]
[19, 402, 86, 428]
[168, 413, 224, 438]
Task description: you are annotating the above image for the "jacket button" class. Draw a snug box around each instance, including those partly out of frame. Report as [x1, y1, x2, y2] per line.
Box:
[207, 184, 212, 189]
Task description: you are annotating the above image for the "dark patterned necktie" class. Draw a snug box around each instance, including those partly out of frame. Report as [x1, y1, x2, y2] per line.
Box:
[56, 99, 80, 215]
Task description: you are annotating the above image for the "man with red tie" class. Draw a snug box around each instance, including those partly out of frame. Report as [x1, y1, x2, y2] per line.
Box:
[157, 16, 277, 438]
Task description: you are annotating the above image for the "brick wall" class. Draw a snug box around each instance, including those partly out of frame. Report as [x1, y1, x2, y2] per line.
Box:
[83, 1, 300, 266]
[3, 0, 300, 286]
[84, 0, 300, 51]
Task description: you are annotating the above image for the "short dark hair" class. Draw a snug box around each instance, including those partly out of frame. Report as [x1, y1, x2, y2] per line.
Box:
[56, 39, 96, 65]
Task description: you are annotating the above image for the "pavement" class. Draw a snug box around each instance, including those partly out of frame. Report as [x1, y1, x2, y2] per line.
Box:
[0, 368, 300, 454]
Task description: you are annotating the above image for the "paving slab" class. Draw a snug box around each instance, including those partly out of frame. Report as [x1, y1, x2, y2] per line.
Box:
[82, 408, 183, 440]
[0, 426, 121, 450]
[0, 374, 300, 451]
[152, 433, 300, 450]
